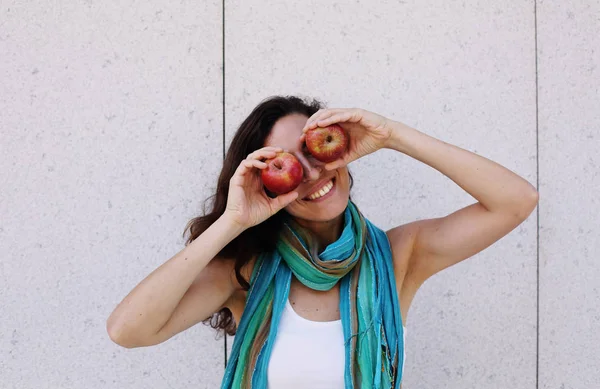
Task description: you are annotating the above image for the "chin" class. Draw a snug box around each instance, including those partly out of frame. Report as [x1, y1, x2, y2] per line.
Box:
[287, 203, 348, 223]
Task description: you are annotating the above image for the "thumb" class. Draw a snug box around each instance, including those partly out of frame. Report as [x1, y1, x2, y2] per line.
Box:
[325, 157, 349, 170]
[272, 190, 299, 211]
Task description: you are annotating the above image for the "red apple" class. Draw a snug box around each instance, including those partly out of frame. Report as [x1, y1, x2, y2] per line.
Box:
[305, 124, 348, 163]
[261, 152, 304, 195]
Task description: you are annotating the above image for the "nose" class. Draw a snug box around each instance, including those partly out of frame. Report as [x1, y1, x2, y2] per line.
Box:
[294, 153, 323, 182]
[303, 164, 322, 182]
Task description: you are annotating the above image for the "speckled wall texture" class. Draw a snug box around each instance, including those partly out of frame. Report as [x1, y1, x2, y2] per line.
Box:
[1, 1, 598, 388]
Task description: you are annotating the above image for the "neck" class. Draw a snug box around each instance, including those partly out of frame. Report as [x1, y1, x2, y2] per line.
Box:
[292, 212, 345, 252]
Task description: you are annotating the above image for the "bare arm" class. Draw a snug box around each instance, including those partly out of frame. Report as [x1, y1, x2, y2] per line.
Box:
[106, 146, 299, 348]
[385, 121, 538, 284]
[106, 215, 244, 348]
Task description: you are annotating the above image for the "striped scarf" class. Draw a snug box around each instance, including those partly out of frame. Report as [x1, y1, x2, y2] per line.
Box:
[220, 200, 404, 388]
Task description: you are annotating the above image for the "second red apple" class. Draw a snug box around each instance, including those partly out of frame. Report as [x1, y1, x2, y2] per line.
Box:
[261, 152, 304, 195]
[305, 124, 348, 163]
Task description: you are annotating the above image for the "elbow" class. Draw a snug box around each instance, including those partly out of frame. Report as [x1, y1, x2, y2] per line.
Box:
[106, 317, 141, 349]
[525, 189, 539, 209]
[515, 190, 539, 219]
[528, 188, 539, 203]
[107, 319, 128, 348]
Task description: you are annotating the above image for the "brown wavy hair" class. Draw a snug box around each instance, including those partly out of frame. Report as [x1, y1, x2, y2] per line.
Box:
[182, 95, 354, 336]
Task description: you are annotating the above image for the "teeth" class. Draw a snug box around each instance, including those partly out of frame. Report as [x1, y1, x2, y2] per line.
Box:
[307, 180, 333, 200]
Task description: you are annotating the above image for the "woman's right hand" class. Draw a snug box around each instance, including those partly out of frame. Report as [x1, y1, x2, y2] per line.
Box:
[223, 146, 299, 230]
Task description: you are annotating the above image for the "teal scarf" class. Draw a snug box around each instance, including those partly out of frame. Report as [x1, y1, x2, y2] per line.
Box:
[221, 201, 404, 388]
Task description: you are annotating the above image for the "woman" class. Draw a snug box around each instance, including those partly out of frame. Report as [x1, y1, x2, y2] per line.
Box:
[107, 96, 539, 388]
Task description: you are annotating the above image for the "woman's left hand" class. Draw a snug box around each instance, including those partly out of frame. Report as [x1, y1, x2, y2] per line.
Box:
[300, 108, 394, 170]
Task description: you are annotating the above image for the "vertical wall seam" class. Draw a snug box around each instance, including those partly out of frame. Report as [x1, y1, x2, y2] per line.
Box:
[222, 0, 228, 371]
[534, 0, 540, 388]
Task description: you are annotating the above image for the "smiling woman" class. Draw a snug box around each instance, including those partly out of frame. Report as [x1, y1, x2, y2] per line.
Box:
[106, 95, 538, 389]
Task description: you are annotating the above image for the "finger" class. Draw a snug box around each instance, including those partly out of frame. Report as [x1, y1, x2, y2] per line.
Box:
[324, 161, 342, 171]
[316, 111, 357, 128]
[303, 109, 346, 132]
[303, 109, 335, 131]
[234, 159, 267, 178]
[243, 159, 268, 170]
[271, 190, 299, 210]
[249, 151, 278, 161]
[306, 109, 326, 125]
[247, 148, 282, 161]
[324, 157, 351, 171]
[305, 109, 333, 128]
[231, 161, 252, 183]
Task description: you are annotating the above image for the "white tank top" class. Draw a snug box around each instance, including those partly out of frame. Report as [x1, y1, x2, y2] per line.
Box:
[267, 297, 407, 388]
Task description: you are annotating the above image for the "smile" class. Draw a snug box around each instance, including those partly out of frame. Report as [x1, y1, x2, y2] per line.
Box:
[305, 178, 335, 201]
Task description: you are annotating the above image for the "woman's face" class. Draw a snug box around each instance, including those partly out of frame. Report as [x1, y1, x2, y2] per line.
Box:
[263, 113, 350, 222]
